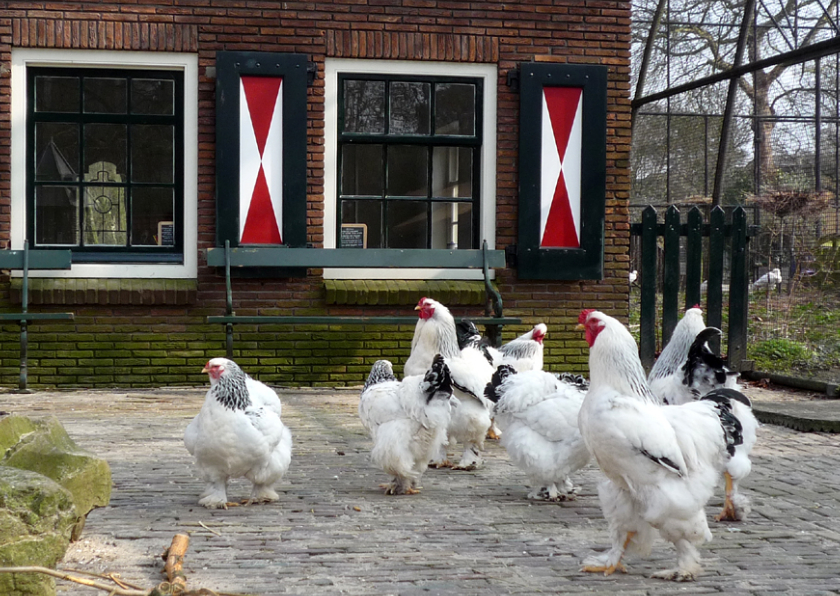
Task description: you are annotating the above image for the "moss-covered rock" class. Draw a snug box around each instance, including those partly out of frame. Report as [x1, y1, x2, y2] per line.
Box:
[0, 466, 77, 596]
[0, 414, 111, 540]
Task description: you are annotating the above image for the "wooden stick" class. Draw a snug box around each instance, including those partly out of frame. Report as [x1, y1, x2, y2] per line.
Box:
[0, 567, 149, 595]
[162, 533, 190, 591]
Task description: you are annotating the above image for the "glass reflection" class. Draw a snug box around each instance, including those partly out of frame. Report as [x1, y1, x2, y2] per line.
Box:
[389, 81, 430, 135]
[343, 80, 385, 133]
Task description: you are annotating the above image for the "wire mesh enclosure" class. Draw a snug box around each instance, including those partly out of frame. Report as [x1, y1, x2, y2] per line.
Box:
[631, 0, 840, 383]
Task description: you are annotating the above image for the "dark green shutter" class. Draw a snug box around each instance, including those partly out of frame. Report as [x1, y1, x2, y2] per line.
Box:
[215, 51, 308, 248]
[517, 63, 607, 280]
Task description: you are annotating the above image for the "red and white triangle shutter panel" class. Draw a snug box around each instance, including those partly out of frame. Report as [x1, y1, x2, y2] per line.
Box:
[239, 75, 284, 244]
[540, 86, 582, 248]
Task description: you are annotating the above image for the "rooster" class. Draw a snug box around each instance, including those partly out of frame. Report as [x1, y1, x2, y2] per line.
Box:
[485, 366, 590, 500]
[184, 358, 292, 509]
[404, 298, 497, 470]
[648, 310, 757, 522]
[358, 356, 454, 495]
[576, 309, 753, 581]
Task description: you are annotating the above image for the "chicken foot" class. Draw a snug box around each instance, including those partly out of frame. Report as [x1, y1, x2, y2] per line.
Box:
[581, 531, 634, 575]
[714, 471, 740, 521]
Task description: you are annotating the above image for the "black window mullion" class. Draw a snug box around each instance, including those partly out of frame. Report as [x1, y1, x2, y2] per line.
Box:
[382, 144, 389, 248]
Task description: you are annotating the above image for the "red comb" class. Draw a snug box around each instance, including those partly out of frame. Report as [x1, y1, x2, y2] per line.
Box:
[691, 304, 702, 310]
[578, 309, 596, 324]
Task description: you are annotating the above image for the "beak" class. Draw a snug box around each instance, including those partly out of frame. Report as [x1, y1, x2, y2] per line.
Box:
[575, 323, 585, 331]
[201, 366, 209, 373]
[414, 305, 421, 310]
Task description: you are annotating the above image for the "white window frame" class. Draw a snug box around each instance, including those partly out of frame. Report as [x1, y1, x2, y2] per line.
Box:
[10, 48, 198, 279]
[323, 58, 497, 280]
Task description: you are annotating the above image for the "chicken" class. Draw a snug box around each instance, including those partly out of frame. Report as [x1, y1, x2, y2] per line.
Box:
[404, 297, 460, 377]
[455, 318, 547, 372]
[358, 356, 454, 495]
[751, 267, 782, 291]
[629, 269, 638, 285]
[648, 311, 757, 522]
[184, 358, 292, 509]
[485, 366, 590, 500]
[576, 309, 753, 581]
[404, 298, 497, 470]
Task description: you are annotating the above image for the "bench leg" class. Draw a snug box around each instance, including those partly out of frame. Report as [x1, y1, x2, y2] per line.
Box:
[485, 323, 503, 348]
[225, 323, 234, 359]
[18, 320, 30, 393]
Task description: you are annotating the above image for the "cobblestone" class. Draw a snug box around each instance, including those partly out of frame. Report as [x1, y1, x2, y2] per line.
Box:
[3, 386, 840, 596]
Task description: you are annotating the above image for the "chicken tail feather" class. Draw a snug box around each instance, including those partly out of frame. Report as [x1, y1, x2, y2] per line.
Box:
[700, 388, 749, 455]
[421, 354, 453, 402]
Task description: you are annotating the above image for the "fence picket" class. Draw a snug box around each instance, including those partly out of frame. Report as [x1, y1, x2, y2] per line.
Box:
[707, 206, 726, 355]
[728, 207, 750, 369]
[685, 207, 703, 308]
[662, 206, 681, 345]
[640, 206, 658, 370]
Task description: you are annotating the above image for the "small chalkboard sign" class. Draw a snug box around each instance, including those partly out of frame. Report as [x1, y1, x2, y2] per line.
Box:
[341, 223, 367, 248]
[157, 221, 175, 246]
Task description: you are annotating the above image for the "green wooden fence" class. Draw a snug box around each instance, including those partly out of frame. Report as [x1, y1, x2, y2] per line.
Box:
[631, 205, 757, 372]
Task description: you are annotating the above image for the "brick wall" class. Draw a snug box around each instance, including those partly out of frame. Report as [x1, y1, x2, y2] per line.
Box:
[0, 0, 632, 388]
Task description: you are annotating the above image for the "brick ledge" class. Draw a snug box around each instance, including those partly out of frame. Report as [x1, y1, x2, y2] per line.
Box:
[10, 278, 197, 306]
[324, 279, 488, 306]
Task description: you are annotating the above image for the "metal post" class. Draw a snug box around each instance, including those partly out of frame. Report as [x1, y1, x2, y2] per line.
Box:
[225, 240, 234, 359]
[19, 240, 30, 393]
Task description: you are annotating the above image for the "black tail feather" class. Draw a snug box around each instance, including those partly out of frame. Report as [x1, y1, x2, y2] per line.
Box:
[683, 327, 731, 386]
[422, 354, 453, 402]
[484, 364, 517, 403]
[456, 319, 481, 350]
[555, 372, 589, 390]
[701, 388, 750, 455]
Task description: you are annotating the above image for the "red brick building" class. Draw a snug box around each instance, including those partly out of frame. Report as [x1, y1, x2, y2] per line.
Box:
[0, 1, 631, 388]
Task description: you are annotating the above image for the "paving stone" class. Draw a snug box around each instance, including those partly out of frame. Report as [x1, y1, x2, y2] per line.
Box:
[2, 386, 840, 595]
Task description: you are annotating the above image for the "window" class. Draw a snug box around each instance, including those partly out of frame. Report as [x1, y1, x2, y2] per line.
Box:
[338, 75, 481, 250]
[28, 67, 183, 261]
[325, 60, 497, 279]
[12, 49, 198, 278]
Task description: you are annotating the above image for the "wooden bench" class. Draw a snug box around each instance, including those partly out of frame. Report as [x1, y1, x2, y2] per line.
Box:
[205, 240, 521, 358]
[0, 240, 74, 392]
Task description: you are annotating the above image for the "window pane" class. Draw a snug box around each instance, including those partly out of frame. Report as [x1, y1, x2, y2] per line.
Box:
[35, 123, 79, 182]
[342, 144, 383, 196]
[435, 83, 476, 135]
[132, 125, 174, 183]
[341, 200, 382, 248]
[84, 124, 127, 179]
[83, 186, 127, 246]
[84, 77, 127, 114]
[388, 201, 427, 248]
[431, 202, 473, 249]
[35, 186, 79, 245]
[432, 147, 472, 198]
[343, 80, 385, 133]
[35, 76, 80, 113]
[389, 81, 430, 135]
[132, 187, 174, 246]
[387, 146, 428, 197]
[131, 79, 174, 115]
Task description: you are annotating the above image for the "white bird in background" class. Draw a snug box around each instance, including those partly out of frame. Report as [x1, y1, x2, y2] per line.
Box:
[456, 319, 547, 373]
[184, 358, 292, 509]
[485, 366, 590, 501]
[576, 309, 754, 581]
[648, 308, 757, 522]
[629, 270, 638, 285]
[751, 267, 782, 291]
[358, 356, 454, 495]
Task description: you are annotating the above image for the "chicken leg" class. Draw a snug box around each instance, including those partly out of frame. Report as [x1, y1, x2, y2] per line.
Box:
[715, 471, 739, 521]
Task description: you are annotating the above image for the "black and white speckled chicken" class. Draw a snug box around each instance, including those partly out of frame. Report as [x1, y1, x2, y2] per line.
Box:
[184, 358, 292, 509]
[358, 356, 454, 495]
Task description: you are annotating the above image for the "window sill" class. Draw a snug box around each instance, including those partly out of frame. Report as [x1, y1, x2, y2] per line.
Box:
[10, 278, 197, 306]
[324, 279, 488, 306]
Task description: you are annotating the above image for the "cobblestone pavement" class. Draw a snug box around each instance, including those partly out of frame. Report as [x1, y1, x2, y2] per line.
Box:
[4, 385, 840, 596]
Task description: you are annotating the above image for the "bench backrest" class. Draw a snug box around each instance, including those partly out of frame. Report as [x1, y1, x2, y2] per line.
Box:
[0, 249, 72, 270]
[206, 246, 506, 269]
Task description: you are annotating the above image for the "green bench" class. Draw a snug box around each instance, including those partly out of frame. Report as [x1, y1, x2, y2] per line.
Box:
[0, 241, 74, 392]
[205, 240, 521, 358]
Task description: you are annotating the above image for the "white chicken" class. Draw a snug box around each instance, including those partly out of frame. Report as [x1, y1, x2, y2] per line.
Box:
[358, 356, 454, 495]
[751, 267, 782, 291]
[455, 318, 547, 372]
[576, 309, 753, 581]
[404, 297, 460, 376]
[184, 358, 292, 509]
[404, 298, 497, 470]
[648, 310, 757, 522]
[485, 366, 590, 500]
